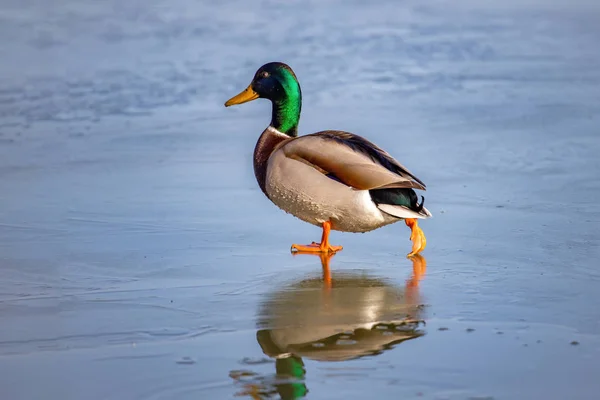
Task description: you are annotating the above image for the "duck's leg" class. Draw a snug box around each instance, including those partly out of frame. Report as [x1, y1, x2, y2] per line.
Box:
[405, 218, 427, 257]
[291, 221, 343, 253]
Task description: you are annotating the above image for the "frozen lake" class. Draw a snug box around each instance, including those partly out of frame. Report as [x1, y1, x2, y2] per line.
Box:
[1, 0, 600, 399]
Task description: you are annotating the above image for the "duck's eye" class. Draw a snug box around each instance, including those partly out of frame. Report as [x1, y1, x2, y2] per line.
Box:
[260, 71, 270, 79]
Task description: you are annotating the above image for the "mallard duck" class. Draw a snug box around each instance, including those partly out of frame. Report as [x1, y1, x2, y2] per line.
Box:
[224, 62, 431, 256]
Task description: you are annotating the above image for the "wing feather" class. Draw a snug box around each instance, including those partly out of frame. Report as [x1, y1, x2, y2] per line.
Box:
[278, 130, 426, 191]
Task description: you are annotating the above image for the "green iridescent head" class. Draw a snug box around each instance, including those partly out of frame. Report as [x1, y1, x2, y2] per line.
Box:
[225, 62, 302, 137]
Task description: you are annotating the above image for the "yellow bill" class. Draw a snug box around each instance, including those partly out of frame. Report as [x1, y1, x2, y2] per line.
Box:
[224, 85, 259, 107]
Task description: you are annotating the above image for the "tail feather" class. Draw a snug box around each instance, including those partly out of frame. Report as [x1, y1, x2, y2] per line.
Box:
[369, 187, 432, 219]
[376, 203, 431, 219]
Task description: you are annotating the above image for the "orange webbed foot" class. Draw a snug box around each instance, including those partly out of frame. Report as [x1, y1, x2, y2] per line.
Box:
[405, 218, 427, 257]
[290, 221, 343, 254]
[290, 243, 343, 253]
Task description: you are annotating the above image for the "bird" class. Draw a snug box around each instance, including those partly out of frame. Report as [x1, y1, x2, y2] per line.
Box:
[224, 62, 431, 257]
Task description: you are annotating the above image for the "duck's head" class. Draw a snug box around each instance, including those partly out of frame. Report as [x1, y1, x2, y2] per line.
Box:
[225, 62, 300, 106]
[225, 62, 302, 136]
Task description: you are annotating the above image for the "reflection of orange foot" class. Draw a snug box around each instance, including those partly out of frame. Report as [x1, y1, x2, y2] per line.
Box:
[406, 254, 426, 309]
[292, 251, 334, 289]
[229, 371, 263, 400]
[235, 383, 263, 400]
[405, 218, 427, 257]
[291, 221, 343, 254]
[406, 254, 427, 288]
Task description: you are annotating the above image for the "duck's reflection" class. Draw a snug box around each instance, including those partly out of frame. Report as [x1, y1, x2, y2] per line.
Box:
[230, 253, 427, 399]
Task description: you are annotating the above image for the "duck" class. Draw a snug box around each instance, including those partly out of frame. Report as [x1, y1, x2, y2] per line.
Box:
[224, 62, 431, 256]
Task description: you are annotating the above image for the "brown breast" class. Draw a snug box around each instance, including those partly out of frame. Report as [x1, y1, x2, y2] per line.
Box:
[253, 127, 291, 196]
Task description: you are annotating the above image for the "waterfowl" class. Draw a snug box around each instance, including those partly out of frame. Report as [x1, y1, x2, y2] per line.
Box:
[224, 62, 431, 256]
